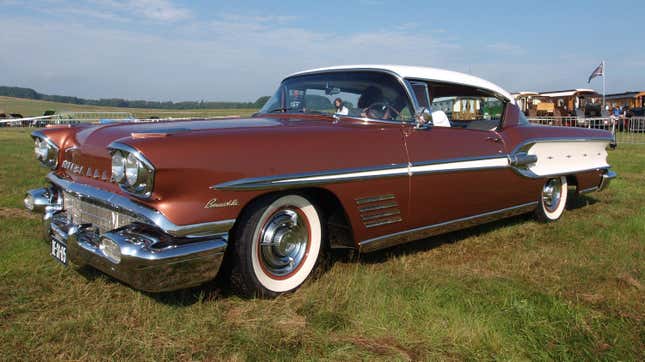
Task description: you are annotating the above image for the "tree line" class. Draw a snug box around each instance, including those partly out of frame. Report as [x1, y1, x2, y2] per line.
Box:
[0, 86, 269, 110]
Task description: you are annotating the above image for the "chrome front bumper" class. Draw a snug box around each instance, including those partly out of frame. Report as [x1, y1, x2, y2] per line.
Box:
[25, 174, 234, 292]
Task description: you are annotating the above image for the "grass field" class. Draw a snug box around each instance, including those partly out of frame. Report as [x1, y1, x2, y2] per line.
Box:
[0, 96, 256, 119]
[0, 128, 643, 360]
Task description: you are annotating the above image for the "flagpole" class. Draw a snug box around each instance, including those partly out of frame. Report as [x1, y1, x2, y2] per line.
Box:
[602, 60, 606, 110]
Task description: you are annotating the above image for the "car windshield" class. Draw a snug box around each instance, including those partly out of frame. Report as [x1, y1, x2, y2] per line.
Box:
[258, 71, 414, 122]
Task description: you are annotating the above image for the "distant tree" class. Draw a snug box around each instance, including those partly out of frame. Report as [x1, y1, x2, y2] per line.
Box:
[254, 96, 270, 108]
[0, 86, 264, 110]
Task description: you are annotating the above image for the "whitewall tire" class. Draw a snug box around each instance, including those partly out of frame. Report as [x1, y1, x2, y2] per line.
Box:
[229, 194, 324, 298]
[535, 176, 568, 222]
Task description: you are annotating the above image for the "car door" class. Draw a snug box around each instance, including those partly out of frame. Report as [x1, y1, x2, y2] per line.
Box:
[404, 125, 512, 229]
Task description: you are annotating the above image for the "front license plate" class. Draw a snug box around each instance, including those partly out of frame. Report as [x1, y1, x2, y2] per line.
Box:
[51, 239, 68, 265]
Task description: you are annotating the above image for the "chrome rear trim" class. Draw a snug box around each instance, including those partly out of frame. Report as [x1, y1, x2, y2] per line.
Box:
[359, 201, 538, 253]
[47, 173, 235, 238]
[599, 169, 617, 191]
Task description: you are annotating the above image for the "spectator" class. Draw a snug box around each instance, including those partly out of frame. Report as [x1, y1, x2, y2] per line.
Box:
[334, 98, 349, 115]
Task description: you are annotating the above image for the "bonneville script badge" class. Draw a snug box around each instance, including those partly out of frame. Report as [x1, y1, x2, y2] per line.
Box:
[204, 198, 240, 209]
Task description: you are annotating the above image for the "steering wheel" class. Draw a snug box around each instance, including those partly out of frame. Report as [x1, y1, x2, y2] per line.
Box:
[365, 102, 400, 120]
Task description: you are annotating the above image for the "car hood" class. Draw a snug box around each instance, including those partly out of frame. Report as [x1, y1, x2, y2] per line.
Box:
[75, 117, 283, 148]
[59, 116, 355, 188]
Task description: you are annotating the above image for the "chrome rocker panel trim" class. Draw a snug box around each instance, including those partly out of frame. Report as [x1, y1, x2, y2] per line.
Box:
[359, 201, 538, 253]
[47, 172, 235, 238]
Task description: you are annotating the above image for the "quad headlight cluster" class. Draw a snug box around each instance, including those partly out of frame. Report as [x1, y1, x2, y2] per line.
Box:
[110, 144, 155, 198]
[33, 135, 59, 169]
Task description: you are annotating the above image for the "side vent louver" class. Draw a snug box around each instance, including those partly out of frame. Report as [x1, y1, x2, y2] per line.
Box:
[355, 194, 402, 228]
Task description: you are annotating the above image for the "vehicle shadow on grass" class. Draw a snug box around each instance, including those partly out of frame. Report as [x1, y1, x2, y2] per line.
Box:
[75, 265, 227, 306]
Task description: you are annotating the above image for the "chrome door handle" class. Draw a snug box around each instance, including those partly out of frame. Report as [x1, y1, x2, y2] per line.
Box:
[486, 136, 502, 143]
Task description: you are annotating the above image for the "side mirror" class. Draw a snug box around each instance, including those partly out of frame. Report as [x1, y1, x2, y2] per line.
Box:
[415, 108, 433, 129]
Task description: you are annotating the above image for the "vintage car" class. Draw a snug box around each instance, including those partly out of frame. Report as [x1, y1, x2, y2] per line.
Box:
[24, 65, 617, 297]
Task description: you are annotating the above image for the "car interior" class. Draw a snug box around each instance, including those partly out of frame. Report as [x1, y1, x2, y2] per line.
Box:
[410, 80, 507, 131]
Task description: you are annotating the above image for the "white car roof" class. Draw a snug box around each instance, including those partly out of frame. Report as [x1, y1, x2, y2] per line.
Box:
[288, 65, 514, 103]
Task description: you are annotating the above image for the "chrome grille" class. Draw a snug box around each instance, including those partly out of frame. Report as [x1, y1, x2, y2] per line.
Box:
[63, 192, 139, 233]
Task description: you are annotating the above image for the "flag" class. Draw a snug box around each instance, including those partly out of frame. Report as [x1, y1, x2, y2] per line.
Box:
[587, 62, 604, 83]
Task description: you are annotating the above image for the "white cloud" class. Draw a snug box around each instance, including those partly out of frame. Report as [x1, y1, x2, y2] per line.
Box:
[42, 0, 193, 22]
[2, 6, 640, 102]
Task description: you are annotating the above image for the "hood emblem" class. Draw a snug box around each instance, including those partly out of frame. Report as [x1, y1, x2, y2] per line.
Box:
[62, 160, 106, 180]
[204, 198, 240, 209]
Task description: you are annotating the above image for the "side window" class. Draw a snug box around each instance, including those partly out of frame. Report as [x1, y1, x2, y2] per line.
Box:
[428, 82, 506, 131]
[410, 81, 430, 108]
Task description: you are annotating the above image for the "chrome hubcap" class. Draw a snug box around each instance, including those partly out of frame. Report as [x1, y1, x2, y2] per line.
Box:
[259, 209, 309, 277]
[542, 178, 562, 212]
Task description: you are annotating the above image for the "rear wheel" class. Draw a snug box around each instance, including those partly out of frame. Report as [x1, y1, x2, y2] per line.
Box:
[229, 194, 324, 298]
[535, 176, 568, 222]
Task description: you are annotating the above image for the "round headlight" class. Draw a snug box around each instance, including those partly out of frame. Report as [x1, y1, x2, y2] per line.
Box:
[34, 138, 49, 160]
[109, 144, 155, 198]
[125, 153, 140, 186]
[111, 151, 126, 183]
[33, 136, 59, 169]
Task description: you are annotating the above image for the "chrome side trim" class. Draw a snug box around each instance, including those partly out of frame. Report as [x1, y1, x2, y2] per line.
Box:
[411, 156, 508, 175]
[509, 136, 614, 155]
[213, 155, 511, 191]
[47, 173, 235, 238]
[359, 201, 538, 253]
[213, 163, 410, 191]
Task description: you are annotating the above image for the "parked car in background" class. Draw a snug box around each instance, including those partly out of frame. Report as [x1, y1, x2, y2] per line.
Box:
[25, 65, 617, 297]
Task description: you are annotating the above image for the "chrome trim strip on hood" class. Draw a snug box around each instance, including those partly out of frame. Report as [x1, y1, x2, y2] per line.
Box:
[47, 173, 235, 238]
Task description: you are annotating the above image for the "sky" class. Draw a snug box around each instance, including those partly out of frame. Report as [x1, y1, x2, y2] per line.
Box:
[0, 0, 643, 102]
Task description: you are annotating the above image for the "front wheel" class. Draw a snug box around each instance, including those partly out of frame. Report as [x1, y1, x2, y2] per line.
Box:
[229, 194, 324, 298]
[535, 176, 568, 222]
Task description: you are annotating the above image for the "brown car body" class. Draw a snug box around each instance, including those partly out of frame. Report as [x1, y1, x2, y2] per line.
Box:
[26, 66, 616, 293]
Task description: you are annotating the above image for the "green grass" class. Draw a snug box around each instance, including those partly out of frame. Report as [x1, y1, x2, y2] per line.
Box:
[0, 128, 643, 360]
[0, 96, 256, 118]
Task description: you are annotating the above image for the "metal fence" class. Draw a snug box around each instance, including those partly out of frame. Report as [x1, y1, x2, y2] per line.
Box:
[528, 116, 645, 145]
[3, 112, 644, 145]
[0, 112, 240, 127]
